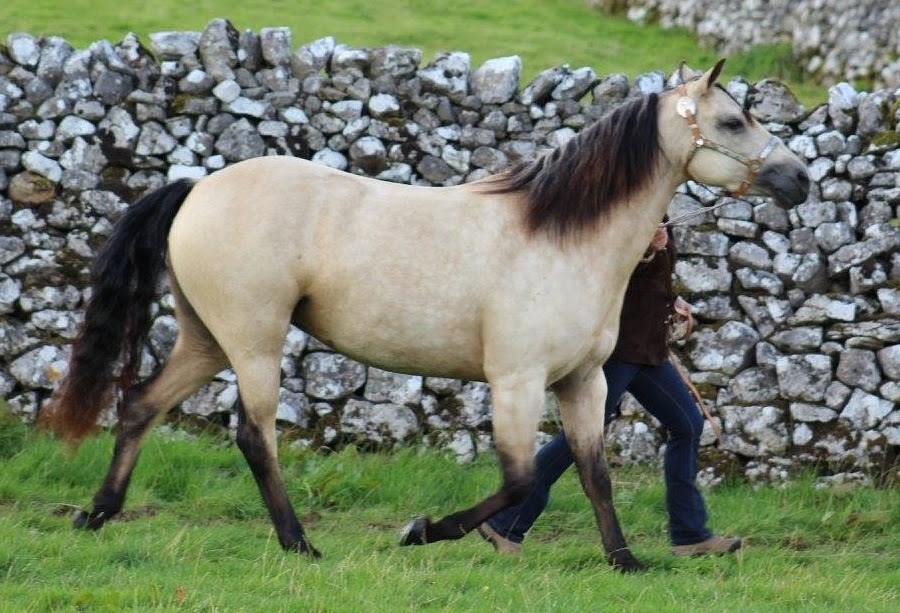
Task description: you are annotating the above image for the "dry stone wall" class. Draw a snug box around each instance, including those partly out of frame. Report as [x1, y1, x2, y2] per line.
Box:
[2, 20, 900, 481]
[615, 0, 900, 89]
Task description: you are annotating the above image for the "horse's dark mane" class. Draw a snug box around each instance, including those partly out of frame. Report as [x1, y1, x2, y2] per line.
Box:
[485, 93, 660, 238]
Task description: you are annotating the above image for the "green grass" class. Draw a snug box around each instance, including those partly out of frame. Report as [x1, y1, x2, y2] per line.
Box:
[0, 413, 897, 612]
[0, 0, 825, 106]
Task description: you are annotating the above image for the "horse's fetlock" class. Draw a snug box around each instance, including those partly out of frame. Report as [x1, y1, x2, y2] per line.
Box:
[609, 549, 646, 573]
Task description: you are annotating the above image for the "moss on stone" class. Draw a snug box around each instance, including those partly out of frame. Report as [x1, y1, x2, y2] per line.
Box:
[169, 93, 198, 115]
[8, 171, 57, 205]
[869, 131, 900, 149]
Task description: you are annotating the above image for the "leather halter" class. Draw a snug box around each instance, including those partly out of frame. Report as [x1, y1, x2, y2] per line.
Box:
[676, 84, 780, 199]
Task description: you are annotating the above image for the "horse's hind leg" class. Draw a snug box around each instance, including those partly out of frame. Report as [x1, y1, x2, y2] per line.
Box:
[75, 288, 227, 530]
[176, 245, 318, 555]
[229, 350, 320, 557]
[398, 372, 544, 545]
[553, 366, 644, 572]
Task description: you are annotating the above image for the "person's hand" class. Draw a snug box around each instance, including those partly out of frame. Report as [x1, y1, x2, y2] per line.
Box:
[641, 225, 668, 262]
[673, 296, 692, 320]
[670, 296, 695, 340]
[649, 225, 668, 251]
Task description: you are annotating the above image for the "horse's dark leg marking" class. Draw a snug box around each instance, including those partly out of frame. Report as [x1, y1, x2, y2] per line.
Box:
[74, 303, 227, 533]
[555, 369, 645, 572]
[399, 376, 541, 546]
[74, 375, 161, 530]
[575, 438, 645, 572]
[234, 397, 320, 557]
[399, 451, 532, 545]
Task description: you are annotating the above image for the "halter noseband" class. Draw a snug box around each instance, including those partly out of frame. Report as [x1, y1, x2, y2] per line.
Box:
[676, 84, 779, 199]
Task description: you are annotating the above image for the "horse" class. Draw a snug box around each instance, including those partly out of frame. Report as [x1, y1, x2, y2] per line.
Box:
[40, 59, 808, 572]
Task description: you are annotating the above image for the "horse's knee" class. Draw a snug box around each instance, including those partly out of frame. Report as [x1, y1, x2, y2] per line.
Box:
[234, 403, 277, 475]
[235, 419, 266, 460]
[503, 474, 534, 507]
[117, 398, 158, 439]
[117, 371, 162, 427]
[579, 442, 614, 498]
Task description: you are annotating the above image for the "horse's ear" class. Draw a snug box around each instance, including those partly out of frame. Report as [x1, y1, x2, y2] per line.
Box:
[677, 61, 688, 85]
[702, 58, 727, 91]
[670, 61, 702, 89]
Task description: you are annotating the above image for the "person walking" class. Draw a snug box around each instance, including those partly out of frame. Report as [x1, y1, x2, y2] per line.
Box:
[478, 225, 741, 557]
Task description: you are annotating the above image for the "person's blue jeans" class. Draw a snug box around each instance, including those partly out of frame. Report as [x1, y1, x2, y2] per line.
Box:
[487, 358, 712, 546]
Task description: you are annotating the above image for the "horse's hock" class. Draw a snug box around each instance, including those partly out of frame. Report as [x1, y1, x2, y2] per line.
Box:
[1, 21, 899, 483]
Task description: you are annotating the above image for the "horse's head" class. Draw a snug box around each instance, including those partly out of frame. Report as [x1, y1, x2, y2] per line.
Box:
[661, 59, 809, 208]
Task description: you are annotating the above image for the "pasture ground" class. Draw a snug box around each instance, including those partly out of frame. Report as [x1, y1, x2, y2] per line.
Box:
[0, 411, 897, 612]
[0, 0, 824, 105]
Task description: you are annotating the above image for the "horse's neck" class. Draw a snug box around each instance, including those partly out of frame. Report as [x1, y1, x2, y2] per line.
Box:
[582, 163, 681, 274]
[554, 168, 679, 357]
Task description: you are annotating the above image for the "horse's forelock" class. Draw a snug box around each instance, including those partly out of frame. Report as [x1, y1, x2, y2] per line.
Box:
[486, 94, 661, 239]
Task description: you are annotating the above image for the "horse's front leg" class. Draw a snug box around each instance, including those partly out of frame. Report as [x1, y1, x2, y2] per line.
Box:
[398, 372, 544, 545]
[553, 366, 645, 572]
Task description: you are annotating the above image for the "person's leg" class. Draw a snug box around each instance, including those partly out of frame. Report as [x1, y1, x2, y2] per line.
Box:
[602, 360, 641, 424]
[485, 360, 639, 544]
[627, 360, 711, 546]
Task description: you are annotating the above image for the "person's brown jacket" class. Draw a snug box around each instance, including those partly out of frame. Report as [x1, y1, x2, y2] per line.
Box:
[609, 230, 676, 366]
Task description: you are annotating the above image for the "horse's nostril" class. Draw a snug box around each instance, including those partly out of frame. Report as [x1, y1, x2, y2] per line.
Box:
[797, 169, 810, 189]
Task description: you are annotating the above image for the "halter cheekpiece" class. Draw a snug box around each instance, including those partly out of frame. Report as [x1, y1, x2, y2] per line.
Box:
[676, 84, 779, 199]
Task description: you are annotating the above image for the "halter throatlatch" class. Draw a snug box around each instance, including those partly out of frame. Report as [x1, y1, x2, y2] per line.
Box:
[676, 84, 779, 199]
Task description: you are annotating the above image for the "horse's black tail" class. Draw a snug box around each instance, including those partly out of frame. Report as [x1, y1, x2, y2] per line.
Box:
[40, 179, 196, 444]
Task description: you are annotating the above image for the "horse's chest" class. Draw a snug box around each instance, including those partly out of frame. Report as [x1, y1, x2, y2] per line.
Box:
[580, 295, 626, 365]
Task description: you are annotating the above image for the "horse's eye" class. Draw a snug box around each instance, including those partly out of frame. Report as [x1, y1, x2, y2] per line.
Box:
[718, 117, 745, 132]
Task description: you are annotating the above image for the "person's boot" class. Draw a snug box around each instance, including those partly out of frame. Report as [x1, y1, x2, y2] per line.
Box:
[672, 535, 742, 557]
[477, 522, 522, 555]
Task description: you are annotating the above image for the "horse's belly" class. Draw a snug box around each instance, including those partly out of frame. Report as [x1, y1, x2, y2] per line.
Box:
[292, 300, 487, 381]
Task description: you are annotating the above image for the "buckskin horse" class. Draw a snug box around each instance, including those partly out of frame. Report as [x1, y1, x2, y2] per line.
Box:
[41, 60, 808, 571]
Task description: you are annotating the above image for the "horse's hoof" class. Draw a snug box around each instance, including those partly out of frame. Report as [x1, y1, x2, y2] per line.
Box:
[73, 509, 104, 530]
[609, 549, 647, 573]
[397, 515, 430, 546]
[73, 509, 111, 531]
[72, 509, 89, 529]
[284, 537, 322, 558]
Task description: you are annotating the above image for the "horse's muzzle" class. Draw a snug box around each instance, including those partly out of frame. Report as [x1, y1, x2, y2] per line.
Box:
[756, 163, 810, 208]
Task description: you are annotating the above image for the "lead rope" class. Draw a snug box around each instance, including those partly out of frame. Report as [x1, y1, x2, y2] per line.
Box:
[662, 87, 781, 439]
[663, 181, 727, 440]
[666, 89, 727, 440]
[662, 180, 765, 227]
[661, 186, 733, 227]
[669, 349, 724, 445]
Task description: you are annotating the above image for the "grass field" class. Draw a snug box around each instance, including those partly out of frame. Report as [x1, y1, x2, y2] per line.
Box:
[0, 410, 898, 612]
[0, 0, 825, 105]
